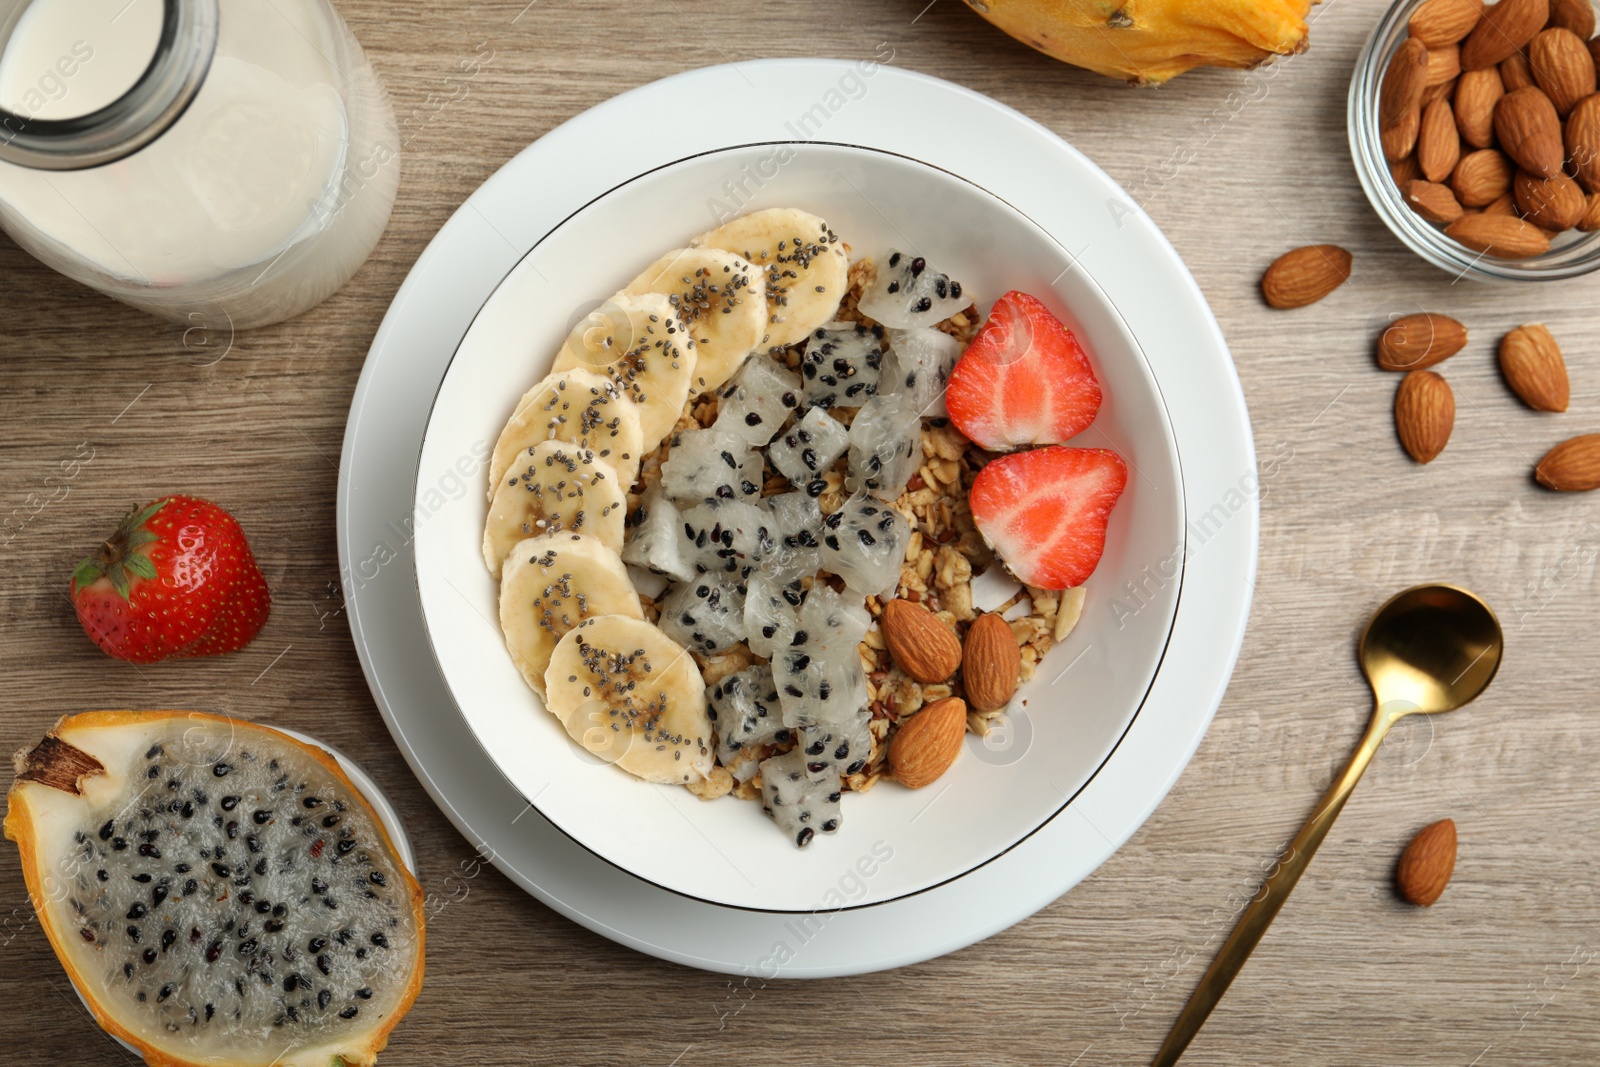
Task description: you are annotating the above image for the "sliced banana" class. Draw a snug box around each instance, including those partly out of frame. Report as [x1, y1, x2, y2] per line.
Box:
[544, 614, 713, 784]
[693, 208, 849, 351]
[622, 247, 765, 395]
[487, 367, 644, 500]
[499, 532, 643, 697]
[483, 440, 627, 577]
[550, 291, 696, 451]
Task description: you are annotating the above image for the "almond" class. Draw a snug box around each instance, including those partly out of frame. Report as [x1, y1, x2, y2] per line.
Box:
[1445, 211, 1553, 254]
[1378, 313, 1469, 371]
[1484, 190, 1519, 214]
[1430, 44, 1464, 86]
[1451, 147, 1514, 204]
[961, 613, 1021, 713]
[1501, 49, 1539, 91]
[1383, 103, 1423, 161]
[1419, 97, 1464, 180]
[1454, 67, 1505, 147]
[1513, 168, 1587, 228]
[1260, 244, 1353, 308]
[1397, 818, 1457, 907]
[1578, 190, 1600, 230]
[1409, 0, 1485, 47]
[1404, 178, 1466, 222]
[1494, 86, 1566, 176]
[1395, 370, 1455, 463]
[1566, 93, 1600, 192]
[887, 696, 966, 789]
[1536, 434, 1600, 490]
[1548, 0, 1597, 38]
[1461, 0, 1548, 69]
[1591, 35, 1600, 71]
[1382, 38, 1433, 128]
[880, 598, 962, 683]
[1391, 153, 1426, 185]
[1529, 27, 1597, 116]
[1499, 323, 1570, 411]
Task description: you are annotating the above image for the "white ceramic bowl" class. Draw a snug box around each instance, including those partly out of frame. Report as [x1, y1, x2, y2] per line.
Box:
[412, 142, 1184, 913]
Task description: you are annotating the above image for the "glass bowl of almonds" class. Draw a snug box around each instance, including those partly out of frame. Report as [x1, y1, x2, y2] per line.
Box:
[1350, 0, 1600, 280]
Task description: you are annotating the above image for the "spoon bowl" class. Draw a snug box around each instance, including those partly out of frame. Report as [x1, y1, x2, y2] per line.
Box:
[1360, 584, 1504, 718]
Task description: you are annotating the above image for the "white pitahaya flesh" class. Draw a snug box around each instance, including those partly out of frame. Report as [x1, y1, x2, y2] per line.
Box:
[819, 496, 910, 600]
[799, 321, 888, 409]
[759, 747, 842, 847]
[845, 391, 922, 501]
[714, 355, 802, 446]
[743, 574, 803, 659]
[797, 712, 873, 782]
[767, 406, 849, 489]
[681, 500, 773, 579]
[885, 327, 961, 418]
[760, 490, 823, 583]
[708, 665, 790, 782]
[658, 571, 747, 655]
[659, 426, 763, 505]
[775, 585, 871, 728]
[858, 250, 969, 330]
[621, 487, 695, 583]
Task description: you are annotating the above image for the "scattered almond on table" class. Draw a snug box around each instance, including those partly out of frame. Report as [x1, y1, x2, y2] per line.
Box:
[1499, 323, 1571, 410]
[1395, 369, 1456, 463]
[1259, 244, 1353, 308]
[1536, 433, 1600, 488]
[1397, 817, 1458, 906]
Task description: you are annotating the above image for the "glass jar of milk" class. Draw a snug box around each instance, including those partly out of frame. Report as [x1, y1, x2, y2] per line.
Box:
[0, 0, 399, 329]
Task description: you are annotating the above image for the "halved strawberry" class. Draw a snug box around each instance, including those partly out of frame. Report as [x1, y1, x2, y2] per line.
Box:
[969, 446, 1127, 590]
[944, 290, 1102, 451]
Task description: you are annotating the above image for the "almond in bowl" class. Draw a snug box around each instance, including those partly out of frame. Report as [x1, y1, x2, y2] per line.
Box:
[1354, 0, 1600, 278]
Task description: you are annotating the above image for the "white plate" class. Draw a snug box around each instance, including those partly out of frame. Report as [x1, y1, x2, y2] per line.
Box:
[340, 59, 1256, 975]
[414, 143, 1185, 912]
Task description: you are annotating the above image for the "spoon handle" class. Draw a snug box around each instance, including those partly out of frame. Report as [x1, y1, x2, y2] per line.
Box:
[1150, 708, 1397, 1066]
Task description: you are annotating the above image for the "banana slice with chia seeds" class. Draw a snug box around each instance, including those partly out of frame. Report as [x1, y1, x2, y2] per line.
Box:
[487, 367, 644, 501]
[622, 247, 765, 395]
[550, 291, 696, 452]
[543, 614, 713, 784]
[693, 208, 849, 351]
[483, 440, 627, 577]
[498, 532, 643, 697]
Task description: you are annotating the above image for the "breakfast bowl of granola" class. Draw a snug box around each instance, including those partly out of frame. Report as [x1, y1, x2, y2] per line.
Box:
[411, 142, 1184, 912]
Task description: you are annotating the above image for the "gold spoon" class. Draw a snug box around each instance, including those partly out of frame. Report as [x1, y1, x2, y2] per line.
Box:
[1152, 583, 1503, 1066]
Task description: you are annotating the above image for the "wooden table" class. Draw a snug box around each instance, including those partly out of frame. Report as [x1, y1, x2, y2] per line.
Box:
[5, 1, 1600, 1063]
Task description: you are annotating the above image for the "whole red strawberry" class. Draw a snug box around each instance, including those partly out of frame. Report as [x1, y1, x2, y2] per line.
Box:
[70, 496, 271, 662]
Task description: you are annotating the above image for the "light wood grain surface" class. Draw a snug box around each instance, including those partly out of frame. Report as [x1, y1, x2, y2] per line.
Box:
[5, 1, 1600, 1063]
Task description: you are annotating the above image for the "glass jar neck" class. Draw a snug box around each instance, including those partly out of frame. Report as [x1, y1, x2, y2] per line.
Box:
[0, 0, 217, 170]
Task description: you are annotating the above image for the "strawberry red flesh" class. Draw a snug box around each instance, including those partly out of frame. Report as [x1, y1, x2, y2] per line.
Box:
[70, 496, 271, 663]
[969, 446, 1128, 590]
[944, 290, 1103, 451]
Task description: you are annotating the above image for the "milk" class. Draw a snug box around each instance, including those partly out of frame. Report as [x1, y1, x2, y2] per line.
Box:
[0, 0, 161, 119]
[0, 0, 399, 328]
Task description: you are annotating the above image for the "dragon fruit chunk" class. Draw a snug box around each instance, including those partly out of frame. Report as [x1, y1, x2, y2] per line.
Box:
[660, 426, 763, 505]
[621, 487, 695, 583]
[714, 355, 803, 447]
[767, 406, 850, 488]
[709, 665, 790, 782]
[845, 392, 922, 501]
[761, 490, 824, 583]
[797, 712, 873, 782]
[858, 251, 969, 330]
[659, 570, 747, 655]
[775, 585, 872, 727]
[819, 495, 910, 600]
[744, 574, 803, 659]
[884, 327, 962, 418]
[681, 500, 773, 579]
[799, 321, 888, 409]
[759, 747, 843, 847]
